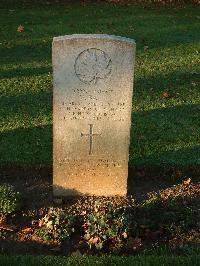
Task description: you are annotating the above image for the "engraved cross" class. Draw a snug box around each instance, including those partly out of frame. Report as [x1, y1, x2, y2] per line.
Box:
[81, 124, 101, 155]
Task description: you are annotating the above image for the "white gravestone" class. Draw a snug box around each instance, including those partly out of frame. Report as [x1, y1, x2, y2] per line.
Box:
[53, 34, 136, 196]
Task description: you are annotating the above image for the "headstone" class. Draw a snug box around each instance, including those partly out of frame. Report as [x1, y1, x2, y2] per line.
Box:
[53, 34, 136, 197]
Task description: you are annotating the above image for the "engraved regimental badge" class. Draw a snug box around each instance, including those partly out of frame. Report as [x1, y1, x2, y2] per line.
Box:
[74, 48, 112, 84]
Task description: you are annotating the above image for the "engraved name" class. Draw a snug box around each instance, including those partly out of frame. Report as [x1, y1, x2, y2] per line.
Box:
[61, 101, 126, 121]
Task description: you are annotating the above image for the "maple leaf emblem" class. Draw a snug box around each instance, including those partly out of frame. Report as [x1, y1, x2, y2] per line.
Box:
[75, 48, 112, 84]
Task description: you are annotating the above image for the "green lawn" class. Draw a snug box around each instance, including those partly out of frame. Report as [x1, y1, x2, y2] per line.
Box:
[0, 1, 200, 167]
[0, 254, 200, 266]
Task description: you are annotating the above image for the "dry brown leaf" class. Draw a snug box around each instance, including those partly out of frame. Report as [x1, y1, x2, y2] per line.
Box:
[38, 219, 44, 227]
[89, 237, 99, 245]
[122, 232, 128, 239]
[17, 25, 24, 32]
[162, 91, 170, 98]
[0, 217, 16, 231]
[31, 220, 39, 227]
[183, 178, 192, 186]
[0, 224, 14, 232]
[21, 227, 33, 234]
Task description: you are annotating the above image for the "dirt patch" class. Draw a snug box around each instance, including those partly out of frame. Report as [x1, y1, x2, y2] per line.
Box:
[0, 164, 199, 207]
[0, 164, 199, 255]
[0, 165, 52, 209]
[0, 164, 175, 206]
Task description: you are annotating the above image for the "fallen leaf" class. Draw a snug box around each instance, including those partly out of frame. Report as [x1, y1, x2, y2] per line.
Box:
[89, 237, 99, 245]
[122, 232, 128, 239]
[183, 178, 191, 186]
[21, 227, 33, 234]
[161, 91, 170, 98]
[0, 224, 14, 232]
[17, 25, 24, 32]
[39, 208, 45, 216]
[0, 217, 7, 225]
[38, 219, 44, 227]
[31, 220, 39, 227]
[0, 217, 16, 231]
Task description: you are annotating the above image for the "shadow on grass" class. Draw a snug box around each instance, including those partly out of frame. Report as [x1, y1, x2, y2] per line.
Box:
[1, 102, 199, 168]
[0, 239, 55, 255]
[1, 63, 199, 89]
[0, 42, 51, 67]
[0, 125, 52, 164]
[1, 90, 52, 122]
[134, 70, 200, 98]
[0, 66, 52, 79]
[1, 2, 200, 47]
[0, 2, 199, 72]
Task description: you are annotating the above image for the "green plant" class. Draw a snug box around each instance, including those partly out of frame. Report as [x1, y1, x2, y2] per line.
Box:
[36, 227, 53, 242]
[142, 192, 161, 209]
[83, 201, 134, 252]
[0, 184, 21, 217]
[37, 208, 76, 242]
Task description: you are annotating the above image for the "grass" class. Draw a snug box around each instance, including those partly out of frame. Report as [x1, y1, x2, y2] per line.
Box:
[0, 253, 200, 266]
[0, 1, 200, 167]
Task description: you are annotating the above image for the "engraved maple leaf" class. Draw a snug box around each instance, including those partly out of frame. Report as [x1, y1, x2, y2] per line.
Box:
[75, 48, 112, 84]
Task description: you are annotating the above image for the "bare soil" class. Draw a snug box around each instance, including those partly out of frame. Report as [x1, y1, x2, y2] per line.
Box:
[0, 164, 199, 255]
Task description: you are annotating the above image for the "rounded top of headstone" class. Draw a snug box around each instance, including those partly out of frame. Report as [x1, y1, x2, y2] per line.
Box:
[53, 34, 135, 46]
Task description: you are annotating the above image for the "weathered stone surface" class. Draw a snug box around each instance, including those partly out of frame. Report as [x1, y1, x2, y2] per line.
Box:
[53, 34, 136, 196]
